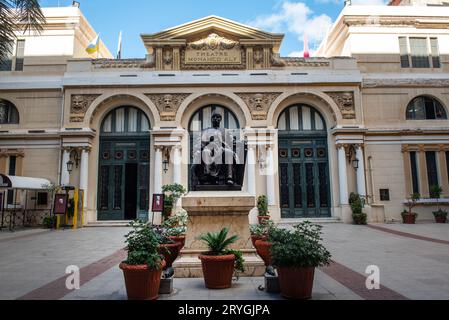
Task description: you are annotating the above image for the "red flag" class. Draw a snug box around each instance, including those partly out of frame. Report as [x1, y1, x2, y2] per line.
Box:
[303, 32, 310, 58]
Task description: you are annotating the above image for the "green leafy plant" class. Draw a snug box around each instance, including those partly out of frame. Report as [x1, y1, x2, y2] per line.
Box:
[123, 220, 163, 269]
[250, 220, 275, 237]
[404, 193, 420, 216]
[162, 209, 188, 236]
[349, 193, 367, 225]
[162, 184, 187, 219]
[257, 195, 269, 216]
[429, 185, 447, 219]
[42, 215, 56, 229]
[197, 227, 245, 274]
[269, 221, 331, 268]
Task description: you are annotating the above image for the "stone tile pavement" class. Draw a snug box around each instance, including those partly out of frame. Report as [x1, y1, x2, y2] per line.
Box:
[0, 222, 448, 300]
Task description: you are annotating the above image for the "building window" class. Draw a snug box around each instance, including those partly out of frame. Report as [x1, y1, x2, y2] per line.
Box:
[277, 104, 326, 132]
[380, 189, 390, 201]
[398, 37, 440, 68]
[101, 106, 150, 134]
[7, 156, 16, 205]
[0, 40, 25, 72]
[406, 96, 447, 120]
[37, 192, 48, 206]
[410, 151, 420, 194]
[0, 99, 20, 124]
[426, 151, 439, 192]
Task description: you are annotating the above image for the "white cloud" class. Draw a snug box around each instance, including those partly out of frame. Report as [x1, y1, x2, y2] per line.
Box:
[315, 0, 388, 4]
[248, 1, 333, 51]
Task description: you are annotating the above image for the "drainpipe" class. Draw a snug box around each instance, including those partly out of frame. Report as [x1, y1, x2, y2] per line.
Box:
[57, 87, 65, 186]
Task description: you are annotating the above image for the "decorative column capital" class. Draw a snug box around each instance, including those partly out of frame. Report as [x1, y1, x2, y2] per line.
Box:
[155, 145, 165, 151]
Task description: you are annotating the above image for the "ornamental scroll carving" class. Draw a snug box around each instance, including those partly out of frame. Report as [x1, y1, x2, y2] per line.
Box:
[187, 33, 239, 50]
[70, 94, 101, 123]
[325, 92, 356, 120]
[145, 93, 191, 121]
[236, 92, 282, 120]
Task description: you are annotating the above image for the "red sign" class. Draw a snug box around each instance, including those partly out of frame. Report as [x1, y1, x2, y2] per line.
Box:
[151, 194, 164, 212]
[54, 194, 68, 215]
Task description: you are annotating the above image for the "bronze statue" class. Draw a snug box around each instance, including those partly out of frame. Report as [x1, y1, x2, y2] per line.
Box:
[191, 112, 246, 190]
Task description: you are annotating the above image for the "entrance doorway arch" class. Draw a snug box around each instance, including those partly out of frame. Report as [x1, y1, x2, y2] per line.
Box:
[277, 104, 331, 218]
[97, 106, 151, 221]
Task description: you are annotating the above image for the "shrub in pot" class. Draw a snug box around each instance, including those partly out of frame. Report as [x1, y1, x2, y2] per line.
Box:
[257, 195, 270, 224]
[119, 220, 165, 300]
[153, 226, 181, 269]
[250, 221, 276, 266]
[269, 221, 331, 300]
[430, 185, 448, 223]
[197, 227, 245, 289]
[349, 193, 367, 225]
[402, 193, 420, 224]
[42, 215, 56, 229]
[163, 210, 188, 249]
[162, 183, 187, 220]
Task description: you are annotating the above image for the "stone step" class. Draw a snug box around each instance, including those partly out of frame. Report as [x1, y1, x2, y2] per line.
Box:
[279, 217, 341, 225]
[85, 221, 131, 227]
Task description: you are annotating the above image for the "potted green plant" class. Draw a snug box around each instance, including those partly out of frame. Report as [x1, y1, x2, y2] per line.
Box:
[269, 221, 331, 300]
[402, 193, 420, 224]
[119, 220, 165, 300]
[197, 227, 245, 289]
[430, 185, 447, 223]
[162, 183, 187, 220]
[162, 210, 188, 249]
[42, 215, 56, 229]
[257, 195, 270, 224]
[153, 226, 181, 269]
[250, 221, 275, 267]
[349, 193, 367, 225]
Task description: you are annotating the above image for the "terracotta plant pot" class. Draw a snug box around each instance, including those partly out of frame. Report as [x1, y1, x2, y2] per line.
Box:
[257, 215, 270, 224]
[254, 239, 272, 267]
[119, 260, 165, 300]
[250, 235, 268, 248]
[199, 254, 235, 289]
[158, 243, 181, 269]
[168, 236, 186, 250]
[402, 213, 417, 224]
[434, 215, 447, 224]
[278, 266, 315, 300]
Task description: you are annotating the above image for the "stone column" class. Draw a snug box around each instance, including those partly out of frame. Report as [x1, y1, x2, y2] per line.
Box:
[266, 145, 276, 206]
[79, 148, 89, 208]
[154, 146, 163, 194]
[61, 148, 70, 186]
[337, 145, 349, 205]
[172, 145, 182, 185]
[438, 146, 449, 197]
[356, 145, 367, 196]
[247, 145, 257, 196]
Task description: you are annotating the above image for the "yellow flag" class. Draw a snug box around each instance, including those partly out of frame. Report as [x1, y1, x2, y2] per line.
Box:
[86, 34, 100, 54]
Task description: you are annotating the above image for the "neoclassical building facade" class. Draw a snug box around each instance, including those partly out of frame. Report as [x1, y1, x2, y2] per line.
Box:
[1, 3, 449, 225]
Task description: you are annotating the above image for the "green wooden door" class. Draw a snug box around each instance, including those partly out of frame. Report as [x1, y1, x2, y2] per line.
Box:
[279, 137, 331, 218]
[97, 106, 151, 221]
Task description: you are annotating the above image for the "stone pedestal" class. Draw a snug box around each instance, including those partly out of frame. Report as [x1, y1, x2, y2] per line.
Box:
[173, 192, 265, 278]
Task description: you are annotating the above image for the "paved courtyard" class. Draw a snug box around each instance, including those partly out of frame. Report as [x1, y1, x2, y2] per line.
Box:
[0, 222, 448, 300]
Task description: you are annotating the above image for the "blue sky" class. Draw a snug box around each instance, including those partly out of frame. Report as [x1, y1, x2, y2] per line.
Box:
[39, 0, 387, 58]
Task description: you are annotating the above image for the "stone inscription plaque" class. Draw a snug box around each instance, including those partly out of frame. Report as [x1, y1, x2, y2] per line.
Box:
[184, 33, 242, 65]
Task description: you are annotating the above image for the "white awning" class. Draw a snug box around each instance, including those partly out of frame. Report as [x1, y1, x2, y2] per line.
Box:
[0, 174, 51, 190]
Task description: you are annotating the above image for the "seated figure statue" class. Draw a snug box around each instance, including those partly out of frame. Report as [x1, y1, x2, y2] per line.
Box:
[191, 112, 239, 187]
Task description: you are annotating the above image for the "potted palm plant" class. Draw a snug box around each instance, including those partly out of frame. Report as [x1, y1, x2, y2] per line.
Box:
[349, 193, 367, 225]
[430, 185, 448, 223]
[402, 193, 420, 224]
[269, 221, 331, 300]
[257, 195, 270, 224]
[197, 227, 245, 289]
[119, 221, 165, 300]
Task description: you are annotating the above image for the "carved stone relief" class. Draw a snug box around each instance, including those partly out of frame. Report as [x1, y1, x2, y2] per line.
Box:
[70, 94, 101, 123]
[325, 92, 356, 120]
[145, 93, 191, 121]
[236, 92, 282, 120]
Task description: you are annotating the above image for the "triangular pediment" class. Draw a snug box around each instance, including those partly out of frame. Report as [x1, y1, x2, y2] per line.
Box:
[141, 15, 284, 51]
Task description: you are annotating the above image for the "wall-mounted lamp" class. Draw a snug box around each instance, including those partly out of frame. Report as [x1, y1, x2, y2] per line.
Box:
[352, 158, 359, 170]
[163, 159, 169, 173]
[66, 160, 74, 175]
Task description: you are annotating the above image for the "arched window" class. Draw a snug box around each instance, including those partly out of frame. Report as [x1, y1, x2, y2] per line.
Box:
[0, 99, 19, 124]
[406, 96, 447, 120]
[101, 106, 150, 134]
[277, 104, 326, 132]
[188, 105, 239, 132]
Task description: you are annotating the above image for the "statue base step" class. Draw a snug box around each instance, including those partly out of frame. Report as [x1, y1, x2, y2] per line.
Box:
[173, 250, 265, 278]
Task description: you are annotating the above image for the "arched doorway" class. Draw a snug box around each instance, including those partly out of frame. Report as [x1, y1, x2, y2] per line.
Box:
[277, 104, 331, 218]
[97, 106, 151, 221]
[188, 104, 240, 190]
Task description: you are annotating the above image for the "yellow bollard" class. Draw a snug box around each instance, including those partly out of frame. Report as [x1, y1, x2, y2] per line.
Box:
[56, 215, 60, 230]
[73, 189, 79, 230]
[80, 190, 85, 227]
